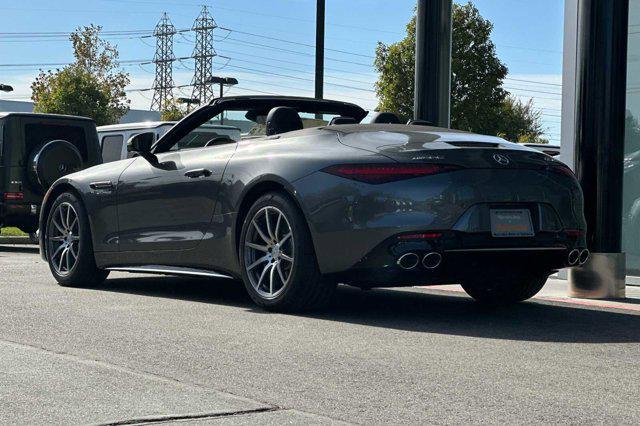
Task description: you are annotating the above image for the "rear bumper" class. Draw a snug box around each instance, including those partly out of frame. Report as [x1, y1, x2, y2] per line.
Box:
[294, 168, 586, 274]
[328, 230, 585, 287]
[0, 201, 40, 229]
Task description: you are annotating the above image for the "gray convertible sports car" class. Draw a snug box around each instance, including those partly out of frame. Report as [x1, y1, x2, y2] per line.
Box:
[39, 96, 587, 311]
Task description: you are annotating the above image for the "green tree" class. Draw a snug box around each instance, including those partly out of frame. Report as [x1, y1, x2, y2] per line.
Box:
[160, 98, 188, 121]
[31, 25, 130, 125]
[374, 2, 545, 142]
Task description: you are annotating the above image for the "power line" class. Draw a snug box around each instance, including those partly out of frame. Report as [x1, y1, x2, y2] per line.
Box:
[218, 27, 376, 59]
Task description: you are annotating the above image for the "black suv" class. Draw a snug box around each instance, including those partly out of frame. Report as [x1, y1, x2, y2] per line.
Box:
[0, 113, 102, 234]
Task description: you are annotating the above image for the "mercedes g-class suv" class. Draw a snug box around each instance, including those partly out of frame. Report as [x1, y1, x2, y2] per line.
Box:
[0, 113, 102, 235]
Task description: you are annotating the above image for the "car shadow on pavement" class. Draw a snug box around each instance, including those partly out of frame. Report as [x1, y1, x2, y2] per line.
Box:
[99, 276, 640, 344]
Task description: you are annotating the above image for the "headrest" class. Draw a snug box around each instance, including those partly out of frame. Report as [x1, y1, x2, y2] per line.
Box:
[266, 107, 303, 136]
[329, 116, 357, 125]
[370, 111, 401, 124]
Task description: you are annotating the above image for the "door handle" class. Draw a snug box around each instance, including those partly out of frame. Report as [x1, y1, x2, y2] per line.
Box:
[184, 168, 212, 178]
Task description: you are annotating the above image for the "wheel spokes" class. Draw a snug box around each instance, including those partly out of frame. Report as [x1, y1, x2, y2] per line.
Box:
[244, 205, 295, 298]
[252, 219, 270, 244]
[246, 242, 268, 252]
[48, 202, 80, 275]
[248, 254, 270, 271]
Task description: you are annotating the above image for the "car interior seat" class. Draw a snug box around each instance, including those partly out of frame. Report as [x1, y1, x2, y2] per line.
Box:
[328, 116, 358, 125]
[266, 107, 304, 136]
[370, 112, 402, 124]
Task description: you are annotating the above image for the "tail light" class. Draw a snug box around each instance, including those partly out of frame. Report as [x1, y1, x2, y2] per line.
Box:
[549, 164, 576, 178]
[322, 163, 461, 184]
[3, 192, 24, 201]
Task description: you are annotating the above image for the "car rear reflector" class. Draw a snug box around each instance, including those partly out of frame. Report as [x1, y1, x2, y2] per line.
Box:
[322, 163, 461, 184]
[3, 192, 24, 201]
[565, 229, 586, 237]
[397, 232, 443, 240]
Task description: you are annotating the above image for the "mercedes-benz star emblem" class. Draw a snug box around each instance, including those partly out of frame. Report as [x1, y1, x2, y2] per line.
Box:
[493, 154, 510, 165]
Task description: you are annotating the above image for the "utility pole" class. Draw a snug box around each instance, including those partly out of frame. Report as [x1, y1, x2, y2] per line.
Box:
[150, 13, 176, 111]
[191, 5, 217, 105]
[315, 0, 325, 100]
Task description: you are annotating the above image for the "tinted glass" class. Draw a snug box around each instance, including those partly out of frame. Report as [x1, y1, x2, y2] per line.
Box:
[101, 135, 124, 163]
[621, 0, 640, 274]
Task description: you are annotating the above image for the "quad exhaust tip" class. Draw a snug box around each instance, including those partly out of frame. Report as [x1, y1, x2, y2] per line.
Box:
[568, 249, 580, 266]
[578, 249, 590, 265]
[422, 252, 443, 269]
[397, 253, 420, 270]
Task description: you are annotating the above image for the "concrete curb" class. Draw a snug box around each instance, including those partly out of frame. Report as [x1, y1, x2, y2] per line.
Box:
[0, 237, 36, 245]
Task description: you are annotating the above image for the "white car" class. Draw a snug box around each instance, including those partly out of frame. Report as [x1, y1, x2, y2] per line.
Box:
[97, 121, 242, 163]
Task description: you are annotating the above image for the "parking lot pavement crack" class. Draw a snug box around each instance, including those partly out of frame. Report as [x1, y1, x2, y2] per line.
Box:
[94, 407, 282, 425]
[0, 338, 278, 411]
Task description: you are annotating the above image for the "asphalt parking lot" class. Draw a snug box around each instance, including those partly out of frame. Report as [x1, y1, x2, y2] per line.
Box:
[1, 244, 640, 425]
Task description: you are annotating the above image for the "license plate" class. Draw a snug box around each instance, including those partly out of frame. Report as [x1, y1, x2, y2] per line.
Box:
[490, 209, 534, 237]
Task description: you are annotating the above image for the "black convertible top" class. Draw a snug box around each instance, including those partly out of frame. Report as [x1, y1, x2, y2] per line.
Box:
[208, 95, 368, 122]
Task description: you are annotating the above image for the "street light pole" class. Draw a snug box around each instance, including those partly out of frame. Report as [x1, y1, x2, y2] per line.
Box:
[207, 76, 238, 125]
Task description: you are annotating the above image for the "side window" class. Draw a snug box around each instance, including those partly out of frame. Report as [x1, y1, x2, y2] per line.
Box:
[101, 134, 125, 163]
[169, 123, 239, 151]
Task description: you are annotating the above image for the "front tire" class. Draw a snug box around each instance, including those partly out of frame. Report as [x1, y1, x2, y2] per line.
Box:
[45, 192, 109, 287]
[461, 269, 550, 305]
[239, 191, 335, 312]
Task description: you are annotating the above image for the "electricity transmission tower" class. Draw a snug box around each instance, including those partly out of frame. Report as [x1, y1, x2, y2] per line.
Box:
[190, 6, 217, 104]
[151, 13, 176, 111]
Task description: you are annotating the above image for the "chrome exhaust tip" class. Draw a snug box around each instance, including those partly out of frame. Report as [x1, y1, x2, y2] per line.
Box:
[422, 252, 443, 269]
[578, 249, 590, 265]
[397, 253, 420, 270]
[568, 249, 580, 266]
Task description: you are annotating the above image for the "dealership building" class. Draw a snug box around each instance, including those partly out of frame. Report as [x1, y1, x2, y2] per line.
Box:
[558, 0, 639, 294]
[414, 0, 638, 296]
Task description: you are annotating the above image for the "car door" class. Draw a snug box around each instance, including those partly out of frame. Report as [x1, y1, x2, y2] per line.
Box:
[115, 127, 237, 252]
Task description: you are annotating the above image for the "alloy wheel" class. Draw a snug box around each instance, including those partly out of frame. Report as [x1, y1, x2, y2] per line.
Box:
[47, 202, 80, 276]
[244, 206, 295, 299]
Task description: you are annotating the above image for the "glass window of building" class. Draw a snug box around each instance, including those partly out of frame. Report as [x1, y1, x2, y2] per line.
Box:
[622, 0, 640, 274]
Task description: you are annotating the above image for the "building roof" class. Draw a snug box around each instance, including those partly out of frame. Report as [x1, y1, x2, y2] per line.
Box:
[0, 111, 94, 121]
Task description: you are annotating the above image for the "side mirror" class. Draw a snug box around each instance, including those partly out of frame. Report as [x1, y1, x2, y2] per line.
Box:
[127, 132, 155, 154]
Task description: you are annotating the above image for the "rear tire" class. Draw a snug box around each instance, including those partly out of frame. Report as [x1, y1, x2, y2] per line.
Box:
[461, 269, 550, 305]
[239, 191, 335, 312]
[45, 192, 109, 287]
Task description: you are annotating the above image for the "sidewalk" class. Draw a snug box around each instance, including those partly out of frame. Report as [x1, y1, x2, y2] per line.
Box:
[426, 278, 640, 313]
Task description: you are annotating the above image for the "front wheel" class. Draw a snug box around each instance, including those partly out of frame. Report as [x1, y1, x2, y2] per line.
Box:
[45, 192, 109, 287]
[460, 269, 550, 305]
[239, 191, 335, 312]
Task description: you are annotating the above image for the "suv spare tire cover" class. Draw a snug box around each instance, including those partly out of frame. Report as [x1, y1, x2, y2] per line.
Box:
[28, 140, 83, 193]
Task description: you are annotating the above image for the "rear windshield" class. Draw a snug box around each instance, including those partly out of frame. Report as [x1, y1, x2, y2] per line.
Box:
[25, 123, 88, 161]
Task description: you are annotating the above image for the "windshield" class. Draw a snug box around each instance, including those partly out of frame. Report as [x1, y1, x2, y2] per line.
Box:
[208, 110, 342, 138]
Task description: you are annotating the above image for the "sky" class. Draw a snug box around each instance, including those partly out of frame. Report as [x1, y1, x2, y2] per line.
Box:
[0, 0, 565, 143]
